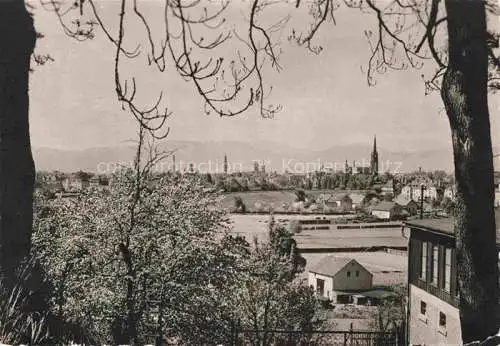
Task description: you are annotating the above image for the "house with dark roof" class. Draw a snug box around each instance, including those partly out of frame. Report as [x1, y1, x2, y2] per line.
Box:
[308, 256, 373, 303]
[371, 201, 403, 220]
[318, 193, 353, 212]
[405, 213, 500, 345]
[394, 196, 419, 216]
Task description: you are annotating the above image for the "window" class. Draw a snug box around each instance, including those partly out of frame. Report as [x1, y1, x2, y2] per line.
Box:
[438, 311, 447, 336]
[316, 279, 325, 296]
[431, 245, 439, 285]
[445, 248, 452, 292]
[420, 301, 427, 316]
[421, 242, 427, 280]
[356, 270, 360, 277]
[347, 271, 351, 278]
[439, 312, 447, 328]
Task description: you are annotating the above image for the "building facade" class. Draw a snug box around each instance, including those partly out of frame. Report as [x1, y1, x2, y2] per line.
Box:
[308, 256, 373, 302]
[371, 201, 403, 220]
[406, 219, 461, 345]
[405, 217, 500, 345]
[401, 184, 438, 201]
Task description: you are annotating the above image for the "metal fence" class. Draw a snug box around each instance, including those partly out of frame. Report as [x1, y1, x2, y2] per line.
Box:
[231, 329, 401, 346]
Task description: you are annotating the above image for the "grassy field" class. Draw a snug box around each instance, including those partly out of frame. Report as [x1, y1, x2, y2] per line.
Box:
[219, 191, 297, 212]
[294, 227, 407, 249]
[219, 189, 364, 213]
[229, 214, 355, 241]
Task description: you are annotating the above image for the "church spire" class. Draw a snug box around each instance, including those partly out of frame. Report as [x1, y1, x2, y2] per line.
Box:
[370, 135, 379, 176]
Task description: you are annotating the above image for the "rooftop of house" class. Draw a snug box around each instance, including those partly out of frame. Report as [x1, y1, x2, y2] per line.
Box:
[372, 201, 399, 212]
[394, 195, 417, 206]
[349, 193, 365, 204]
[310, 256, 368, 277]
[406, 209, 500, 244]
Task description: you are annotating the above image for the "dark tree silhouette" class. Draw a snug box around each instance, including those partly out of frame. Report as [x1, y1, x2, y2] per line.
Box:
[294, 0, 500, 341]
[0, 0, 36, 291]
[441, 1, 498, 340]
[0, 0, 499, 342]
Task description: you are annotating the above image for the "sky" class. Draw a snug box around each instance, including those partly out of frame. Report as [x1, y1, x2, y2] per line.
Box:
[29, 0, 500, 153]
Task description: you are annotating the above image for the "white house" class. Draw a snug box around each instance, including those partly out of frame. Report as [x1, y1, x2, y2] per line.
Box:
[349, 192, 365, 209]
[308, 256, 373, 303]
[401, 184, 438, 201]
[371, 201, 403, 220]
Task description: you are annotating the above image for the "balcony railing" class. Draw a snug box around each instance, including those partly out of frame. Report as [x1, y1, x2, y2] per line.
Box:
[412, 278, 459, 308]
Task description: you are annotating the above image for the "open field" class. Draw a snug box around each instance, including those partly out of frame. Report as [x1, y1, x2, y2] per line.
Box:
[219, 190, 366, 213]
[295, 227, 407, 250]
[220, 191, 297, 212]
[229, 214, 407, 249]
[229, 213, 355, 241]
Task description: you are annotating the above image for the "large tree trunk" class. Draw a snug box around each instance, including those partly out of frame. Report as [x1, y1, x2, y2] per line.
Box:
[441, 0, 499, 342]
[0, 0, 36, 290]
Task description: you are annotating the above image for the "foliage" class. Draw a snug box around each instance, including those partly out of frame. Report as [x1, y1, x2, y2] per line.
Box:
[234, 196, 247, 213]
[295, 189, 306, 202]
[33, 170, 247, 345]
[231, 217, 320, 346]
[0, 263, 50, 345]
[368, 286, 406, 340]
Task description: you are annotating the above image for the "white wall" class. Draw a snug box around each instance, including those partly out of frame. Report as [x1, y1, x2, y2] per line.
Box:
[409, 284, 461, 346]
[308, 272, 334, 300]
[372, 210, 391, 219]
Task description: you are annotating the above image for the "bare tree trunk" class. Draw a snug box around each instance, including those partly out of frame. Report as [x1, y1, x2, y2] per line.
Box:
[441, 0, 499, 342]
[0, 0, 36, 289]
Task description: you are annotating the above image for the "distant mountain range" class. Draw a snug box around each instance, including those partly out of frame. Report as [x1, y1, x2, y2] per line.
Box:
[33, 140, 468, 174]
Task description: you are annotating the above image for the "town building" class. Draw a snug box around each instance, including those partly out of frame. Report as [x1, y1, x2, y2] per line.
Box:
[405, 215, 500, 345]
[349, 192, 365, 209]
[381, 180, 394, 196]
[317, 193, 353, 212]
[394, 196, 419, 216]
[401, 184, 438, 201]
[371, 201, 403, 220]
[308, 256, 373, 303]
[62, 172, 90, 192]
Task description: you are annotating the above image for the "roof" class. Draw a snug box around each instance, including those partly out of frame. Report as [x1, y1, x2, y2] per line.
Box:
[406, 210, 500, 244]
[394, 195, 417, 206]
[372, 201, 399, 212]
[349, 193, 365, 204]
[320, 193, 351, 203]
[310, 256, 364, 277]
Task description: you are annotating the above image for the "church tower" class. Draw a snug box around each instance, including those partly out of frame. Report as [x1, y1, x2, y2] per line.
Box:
[223, 154, 228, 174]
[370, 136, 379, 176]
